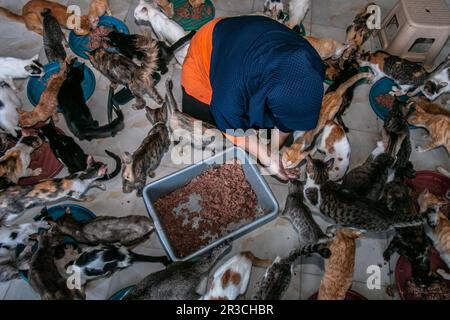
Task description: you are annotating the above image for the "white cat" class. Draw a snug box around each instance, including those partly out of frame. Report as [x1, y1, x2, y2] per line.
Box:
[0, 82, 21, 137]
[134, 0, 188, 65]
[0, 54, 43, 90]
[287, 0, 311, 28]
[0, 221, 49, 256]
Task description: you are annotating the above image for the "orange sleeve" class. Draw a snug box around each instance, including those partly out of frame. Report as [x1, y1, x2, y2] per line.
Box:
[181, 18, 222, 106]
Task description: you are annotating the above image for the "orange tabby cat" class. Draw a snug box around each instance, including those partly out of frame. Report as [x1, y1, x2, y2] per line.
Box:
[282, 72, 373, 169]
[318, 228, 361, 300]
[408, 105, 450, 154]
[417, 189, 446, 214]
[17, 60, 68, 127]
[409, 96, 450, 117]
[88, 0, 112, 28]
[426, 211, 450, 274]
[305, 36, 349, 60]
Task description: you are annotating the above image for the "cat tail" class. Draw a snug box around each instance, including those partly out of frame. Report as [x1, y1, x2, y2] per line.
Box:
[390, 215, 426, 229]
[98, 150, 121, 181]
[0, 7, 24, 24]
[286, 242, 331, 264]
[167, 31, 196, 54]
[129, 252, 172, 266]
[241, 251, 273, 267]
[81, 108, 125, 140]
[165, 79, 177, 118]
[335, 72, 373, 96]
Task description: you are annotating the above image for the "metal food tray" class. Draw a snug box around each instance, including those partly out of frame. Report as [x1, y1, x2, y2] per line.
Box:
[142, 147, 279, 262]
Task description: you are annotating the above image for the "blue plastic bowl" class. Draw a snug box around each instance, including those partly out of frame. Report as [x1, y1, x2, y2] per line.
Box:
[17, 204, 96, 283]
[108, 286, 135, 300]
[369, 77, 418, 129]
[27, 61, 96, 112]
[69, 16, 130, 59]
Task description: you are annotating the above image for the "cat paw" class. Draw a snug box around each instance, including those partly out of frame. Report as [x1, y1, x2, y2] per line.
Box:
[415, 146, 425, 153]
[79, 195, 95, 202]
[32, 168, 43, 176]
[148, 171, 156, 178]
[325, 225, 338, 238]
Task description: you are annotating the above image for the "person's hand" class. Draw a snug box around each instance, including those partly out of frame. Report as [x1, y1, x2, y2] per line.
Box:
[267, 155, 299, 181]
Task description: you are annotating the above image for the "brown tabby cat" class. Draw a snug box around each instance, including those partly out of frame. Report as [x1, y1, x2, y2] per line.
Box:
[409, 96, 450, 117]
[18, 59, 68, 127]
[408, 105, 450, 154]
[282, 72, 373, 169]
[318, 228, 361, 300]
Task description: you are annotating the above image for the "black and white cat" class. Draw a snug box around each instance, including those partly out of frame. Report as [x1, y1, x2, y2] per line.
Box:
[0, 55, 43, 90]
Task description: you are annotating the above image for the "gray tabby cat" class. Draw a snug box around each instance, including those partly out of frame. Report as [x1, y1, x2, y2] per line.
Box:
[253, 243, 330, 300]
[123, 243, 231, 300]
[304, 157, 426, 234]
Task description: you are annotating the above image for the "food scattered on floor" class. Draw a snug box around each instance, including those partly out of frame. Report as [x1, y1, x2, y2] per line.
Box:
[376, 94, 395, 108]
[404, 280, 450, 300]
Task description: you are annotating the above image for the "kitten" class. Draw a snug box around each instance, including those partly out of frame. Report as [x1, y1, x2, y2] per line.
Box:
[155, 0, 174, 18]
[358, 51, 430, 96]
[0, 82, 21, 137]
[253, 243, 331, 300]
[342, 144, 393, 201]
[425, 211, 450, 274]
[0, 55, 43, 90]
[64, 244, 170, 286]
[124, 243, 231, 300]
[0, 0, 90, 36]
[304, 157, 426, 233]
[281, 180, 326, 246]
[18, 59, 68, 127]
[422, 58, 450, 101]
[408, 105, 450, 154]
[0, 156, 107, 225]
[314, 120, 350, 181]
[0, 135, 43, 186]
[41, 8, 67, 63]
[43, 207, 155, 247]
[28, 228, 85, 300]
[57, 59, 124, 140]
[88, 0, 112, 28]
[0, 221, 48, 255]
[88, 39, 163, 110]
[318, 228, 361, 300]
[305, 36, 349, 60]
[202, 252, 272, 300]
[282, 72, 372, 169]
[122, 102, 170, 197]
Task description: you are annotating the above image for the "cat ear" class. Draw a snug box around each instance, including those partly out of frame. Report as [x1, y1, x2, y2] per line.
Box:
[325, 158, 335, 171]
[122, 152, 132, 164]
[87, 155, 95, 166]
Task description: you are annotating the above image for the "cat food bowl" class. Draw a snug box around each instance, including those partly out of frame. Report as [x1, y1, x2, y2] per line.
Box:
[17, 204, 96, 282]
[395, 248, 450, 300]
[69, 16, 130, 60]
[15, 128, 64, 186]
[108, 286, 135, 300]
[171, 0, 215, 31]
[26, 61, 96, 112]
[143, 147, 279, 262]
[308, 290, 368, 300]
[369, 77, 419, 129]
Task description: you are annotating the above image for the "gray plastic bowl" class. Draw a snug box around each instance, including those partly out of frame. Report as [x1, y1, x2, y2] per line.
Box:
[142, 147, 279, 262]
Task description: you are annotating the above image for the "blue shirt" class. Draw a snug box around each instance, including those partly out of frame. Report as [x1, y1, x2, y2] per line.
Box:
[209, 16, 324, 134]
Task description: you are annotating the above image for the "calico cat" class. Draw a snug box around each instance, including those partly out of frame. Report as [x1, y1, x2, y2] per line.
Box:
[358, 51, 430, 96]
[0, 221, 48, 255]
[425, 211, 450, 274]
[201, 252, 272, 300]
[63, 244, 170, 286]
[88, 40, 163, 110]
[88, 0, 111, 28]
[122, 103, 170, 197]
[408, 105, 450, 154]
[305, 36, 349, 60]
[28, 228, 85, 300]
[0, 135, 42, 186]
[41, 207, 155, 247]
[281, 180, 325, 246]
[124, 243, 231, 300]
[41, 8, 66, 63]
[0, 55, 43, 90]
[282, 72, 372, 169]
[0, 0, 90, 36]
[0, 82, 21, 137]
[0, 156, 107, 225]
[341, 142, 393, 201]
[253, 243, 331, 300]
[304, 157, 426, 233]
[318, 228, 361, 300]
[57, 59, 124, 141]
[18, 59, 67, 127]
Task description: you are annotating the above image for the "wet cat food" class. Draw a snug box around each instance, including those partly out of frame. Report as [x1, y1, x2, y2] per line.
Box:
[376, 94, 395, 108]
[87, 26, 111, 50]
[404, 280, 450, 300]
[154, 161, 260, 258]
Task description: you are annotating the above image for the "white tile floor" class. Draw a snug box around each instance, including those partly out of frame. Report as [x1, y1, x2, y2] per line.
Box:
[0, 0, 449, 300]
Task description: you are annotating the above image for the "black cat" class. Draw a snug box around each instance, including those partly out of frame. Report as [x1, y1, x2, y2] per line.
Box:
[57, 59, 124, 141]
[41, 9, 67, 63]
